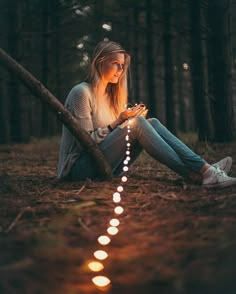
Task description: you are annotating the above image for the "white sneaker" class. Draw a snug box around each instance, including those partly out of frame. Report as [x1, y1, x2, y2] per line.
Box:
[212, 156, 232, 175]
[202, 166, 236, 189]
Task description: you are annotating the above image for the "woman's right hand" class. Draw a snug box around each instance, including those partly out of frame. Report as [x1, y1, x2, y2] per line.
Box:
[110, 104, 148, 129]
[118, 104, 147, 122]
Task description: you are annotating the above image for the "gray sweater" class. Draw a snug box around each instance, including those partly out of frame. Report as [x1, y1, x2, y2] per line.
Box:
[57, 82, 112, 179]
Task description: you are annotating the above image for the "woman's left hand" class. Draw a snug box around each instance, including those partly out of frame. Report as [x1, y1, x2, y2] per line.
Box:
[130, 104, 148, 118]
[140, 108, 148, 118]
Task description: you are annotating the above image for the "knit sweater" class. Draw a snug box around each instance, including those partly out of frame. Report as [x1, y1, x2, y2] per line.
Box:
[57, 82, 114, 179]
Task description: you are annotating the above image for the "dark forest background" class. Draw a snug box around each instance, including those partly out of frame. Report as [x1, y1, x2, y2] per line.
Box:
[0, 0, 236, 144]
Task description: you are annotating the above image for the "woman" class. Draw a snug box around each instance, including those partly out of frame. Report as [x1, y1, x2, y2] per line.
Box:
[58, 40, 236, 189]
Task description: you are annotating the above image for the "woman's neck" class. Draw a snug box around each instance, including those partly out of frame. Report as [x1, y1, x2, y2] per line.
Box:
[99, 80, 108, 96]
[97, 81, 108, 97]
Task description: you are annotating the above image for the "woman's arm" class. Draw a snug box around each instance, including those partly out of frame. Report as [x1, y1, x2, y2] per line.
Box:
[66, 83, 110, 143]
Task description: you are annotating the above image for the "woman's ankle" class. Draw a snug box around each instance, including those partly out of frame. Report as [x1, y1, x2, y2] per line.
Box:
[200, 163, 211, 175]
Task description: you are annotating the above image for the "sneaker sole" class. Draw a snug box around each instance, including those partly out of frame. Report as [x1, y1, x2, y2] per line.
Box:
[203, 179, 236, 189]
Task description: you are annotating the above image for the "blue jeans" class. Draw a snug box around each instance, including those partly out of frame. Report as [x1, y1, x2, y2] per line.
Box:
[69, 117, 206, 180]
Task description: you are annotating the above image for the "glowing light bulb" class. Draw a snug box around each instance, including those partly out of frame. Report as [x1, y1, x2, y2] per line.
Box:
[98, 235, 111, 245]
[109, 218, 120, 226]
[121, 176, 128, 182]
[128, 129, 131, 133]
[126, 151, 130, 155]
[126, 156, 131, 161]
[125, 135, 129, 141]
[127, 143, 131, 147]
[114, 206, 124, 214]
[113, 192, 120, 198]
[117, 186, 123, 192]
[113, 195, 121, 203]
[107, 226, 119, 235]
[88, 261, 104, 272]
[127, 125, 130, 128]
[94, 250, 108, 260]
[123, 166, 128, 172]
[123, 160, 128, 165]
[92, 276, 111, 287]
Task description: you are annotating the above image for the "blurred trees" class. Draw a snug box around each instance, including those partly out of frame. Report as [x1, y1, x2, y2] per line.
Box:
[0, 0, 236, 143]
[207, 0, 235, 142]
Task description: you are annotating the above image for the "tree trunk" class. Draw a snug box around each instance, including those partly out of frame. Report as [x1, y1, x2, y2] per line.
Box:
[146, 0, 156, 117]
[41, 0, 50, 136]
[207, 0, 235, 141]
[0, 0, 10, 143]
[8, 0, 22, 142]
[190, 1, 213, 140]
[163, 0, 177, 134]
[133, 6, 141, 103]
[0, 47, 112, 179]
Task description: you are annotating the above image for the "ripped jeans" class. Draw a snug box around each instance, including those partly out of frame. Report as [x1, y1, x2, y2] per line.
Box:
[69, 117, 206, 180]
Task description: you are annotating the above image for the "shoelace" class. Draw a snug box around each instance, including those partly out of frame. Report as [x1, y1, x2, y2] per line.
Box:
[215, 166, 227, 177]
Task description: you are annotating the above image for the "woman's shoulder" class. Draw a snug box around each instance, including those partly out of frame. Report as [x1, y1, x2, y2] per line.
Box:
[66, 82, 93, 104]
[70, 82, 92, 96]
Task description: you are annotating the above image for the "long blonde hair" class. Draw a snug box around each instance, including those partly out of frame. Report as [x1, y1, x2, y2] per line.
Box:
[89, 40, 131, 118]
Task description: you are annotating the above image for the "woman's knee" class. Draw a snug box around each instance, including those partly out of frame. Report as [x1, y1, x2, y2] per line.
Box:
[147, 117, 161, 126]
[131, 116, 147, 127]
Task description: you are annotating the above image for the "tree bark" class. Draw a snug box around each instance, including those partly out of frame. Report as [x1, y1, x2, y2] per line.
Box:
[41, 0, 50, 136]
[8, 0, 22, 142]
[207, 0, 235, 141]
[163, 0, 177, 134]
[190, 1, 213, 140]
[0, 0, 10, 143]
[146, 0, 156, 117]
[0, 47, 112, 179]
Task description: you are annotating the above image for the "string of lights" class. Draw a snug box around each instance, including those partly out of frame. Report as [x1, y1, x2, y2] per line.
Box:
[87, 121, 132, 290]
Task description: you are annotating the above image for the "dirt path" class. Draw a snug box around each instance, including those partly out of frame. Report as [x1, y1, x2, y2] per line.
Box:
[0, 138, 236, 294]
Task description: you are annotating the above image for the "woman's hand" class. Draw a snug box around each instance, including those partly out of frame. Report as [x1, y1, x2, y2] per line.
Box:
[110, 104, 148, 129]
[119, 104, 148, 121]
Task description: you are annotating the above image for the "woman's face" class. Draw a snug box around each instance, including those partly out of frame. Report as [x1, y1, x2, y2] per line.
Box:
[101, 53, 125, 84]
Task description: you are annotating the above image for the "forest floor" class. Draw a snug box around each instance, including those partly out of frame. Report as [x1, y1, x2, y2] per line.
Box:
[0, 135, 236, 294]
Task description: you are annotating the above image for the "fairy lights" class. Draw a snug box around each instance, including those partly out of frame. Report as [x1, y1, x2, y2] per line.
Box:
[88, 118, 132, 290]
[114, 206, 124, 215]
[94, 250, 108, 260]
[98, 235, 111, 245]
[107, 226, 119, 235]
[92, 276, 111, 287]
[109, 218, 120, 226]
[88, 261, 104, 271]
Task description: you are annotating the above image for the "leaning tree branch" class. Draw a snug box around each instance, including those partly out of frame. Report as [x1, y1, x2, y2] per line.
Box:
[0, 47, 112, 179]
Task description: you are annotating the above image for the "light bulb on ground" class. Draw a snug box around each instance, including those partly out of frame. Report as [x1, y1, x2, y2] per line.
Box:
[109, 218, 120, 226]
[94, 250, 108, 260]
[114, 206, 124, 215]
[98, 235, 111, 245]
[113, 195, 121, 203]
[107, 226, 119, 235]
[113, 192, 121, 202]
[88, 261, 104, 272]
[92, 276, 111, 287]
[117, 186, 123, 192]
[123, 166, 128, 172]
[121, 176, 127, 182]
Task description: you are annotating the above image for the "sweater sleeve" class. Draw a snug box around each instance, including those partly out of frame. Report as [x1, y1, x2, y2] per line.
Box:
[66, 83, 110, 144]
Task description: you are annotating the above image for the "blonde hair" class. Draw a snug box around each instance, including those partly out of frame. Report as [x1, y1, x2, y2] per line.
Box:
[89, 40, 130, 118]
